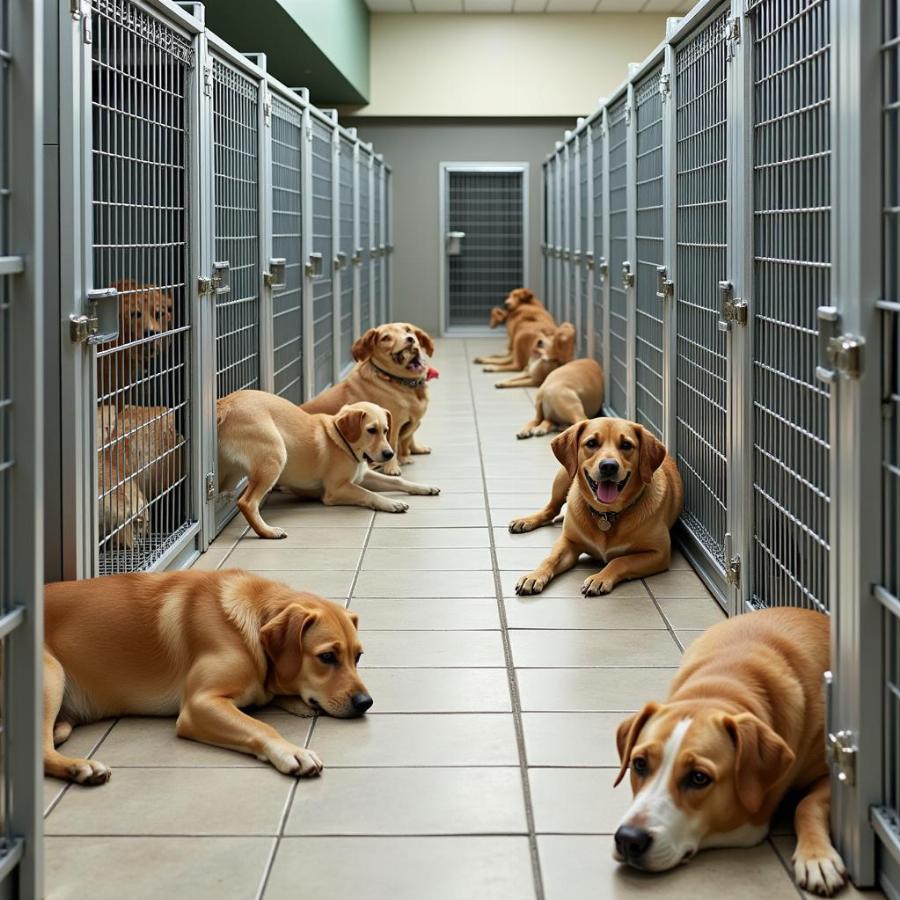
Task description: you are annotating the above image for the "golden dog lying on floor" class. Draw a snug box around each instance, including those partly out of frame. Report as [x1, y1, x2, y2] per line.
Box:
[44, 570, 371, 783]
[217, 391, 439, 539]
[474, 288, 555, 366]
[511, 417, 683, 595]
[517, 358, 605, 438]
[614, 607, 846, 897]
[302, 323, 434, 475]
[492, 322, 576, 389]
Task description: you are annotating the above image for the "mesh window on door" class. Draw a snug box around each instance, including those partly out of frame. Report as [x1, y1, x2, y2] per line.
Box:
[592, 126, 605, 365]
[92, 0, 194, 574]
[359, 156, 371, 333]
[606, 100, 629, 416]
[447, 171, 524, 328]
[311, 119, 334, 393]
[339, 137, 354, 370]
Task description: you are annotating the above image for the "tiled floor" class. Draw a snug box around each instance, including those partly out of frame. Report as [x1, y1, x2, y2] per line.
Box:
[43, 338, 880, 899]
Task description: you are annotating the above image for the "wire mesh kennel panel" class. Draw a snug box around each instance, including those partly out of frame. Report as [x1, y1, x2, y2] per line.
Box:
[372, 156, 384, 326]
[385, 166, 393, 321]
[338, 133, 355, 372]
[578, 128, 590, 359]
[311, 113, 335, 392]
[547, 154, 559, 316]
[542, 161, 549, 303]
[606, 96, 630, 417]
[92, 0, 197, 574]
[551, 152, 562, 318]
[358, 148, 372, 333]
[592, 115, 607, 367]
[212, 54, 260, 399]
[269, 92, 304, 403]
[633, 66, 665, 441]
[747, 0, 832, 613]
[564, 138, 576, 325]
[673, 7, 730, 586]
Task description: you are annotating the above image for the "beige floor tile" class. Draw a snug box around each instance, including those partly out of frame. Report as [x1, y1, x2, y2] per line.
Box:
[500, 569, 651, 599]
[400, 492, 485, 509]
[367, 527, 491, 549]
[522, 713, 626, 767]
[284, 767, 526, 835]
[492, 525, 564, 548]
[539, 836, 801, 900]
[373, 508, 489, 528]
[769, 835, 884, 898]
[361, 547, 493, 571]
[351, 597, 499, 630]
[190, 548, 231, 571]
[489, 493, 556, 510]
[45, 836, 274, 900]
[510, 629, 681, 667]
[359, 630, 505, 667]
[353, 570, 496, 598]
[247, 569, 355, 598]
[44, 720, 115, 814]
[487, 476, 558, 492]
[529, 767, 629, 833]
[236, 526, 370, 548]
[495, 547, 597, 570]
[516, 667, 677, 712]
[309, 714, 519, 766]
[644, 569, 713, 598]
[262, 505, 375, 527]
[657, 597, 725, 630]
[359, 668, 511, 713]
[504, 595, 666, 630]
[426, 477, 490, 493]
[265, 836, 536, 900]
[227, 546, 362, 570]
[669, 549, 693, 569]
[677, 630, 705, 650]
[46, 769, 293, 835]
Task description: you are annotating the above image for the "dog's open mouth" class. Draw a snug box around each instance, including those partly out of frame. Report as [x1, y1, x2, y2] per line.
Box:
[393, 349, 426, 373]
[584, 469, 630, 504]
[363, 452, 374, 463]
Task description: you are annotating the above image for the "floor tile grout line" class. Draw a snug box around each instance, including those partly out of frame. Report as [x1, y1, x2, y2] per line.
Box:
[642, 578, 688, 653]
[464, 338, 546, 900]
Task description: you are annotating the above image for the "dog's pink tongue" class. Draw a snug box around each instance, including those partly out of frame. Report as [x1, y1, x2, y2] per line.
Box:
[596, 481, 620, 504]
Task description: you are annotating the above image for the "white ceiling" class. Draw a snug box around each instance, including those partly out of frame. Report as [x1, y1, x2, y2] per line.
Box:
[365, 0, 694, 12]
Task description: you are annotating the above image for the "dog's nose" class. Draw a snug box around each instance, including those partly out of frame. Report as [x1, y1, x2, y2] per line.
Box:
[381, 449, 394, 461]
[351, 692, 373, 715]
[615, 826, 653, 861]
[599, 459, 620, 480]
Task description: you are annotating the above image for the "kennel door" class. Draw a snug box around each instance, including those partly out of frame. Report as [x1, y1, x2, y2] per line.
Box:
[442, 165, 527, 331]
[563, 138, 574, 326]
[310, 112, 336, 393]
[592, 114, 607, 368]
[385, 166, 393, 322]
[578, 127, 591, 360]
[546, 155, 558, 318]
[338, 132, 355, 375]
[358, 147, 373, 334]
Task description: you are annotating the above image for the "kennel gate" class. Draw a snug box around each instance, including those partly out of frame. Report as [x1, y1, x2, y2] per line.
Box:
[372, 154, 384, 327]
[591, 108, 608, 368]
[385, 165, 393, 321]
[563, 134, 575, 327]
[577, 126, 591, 359]
[358, 145, 373, 334]
[0, 0, 42, 892]
[552, 149, 563, 321]
[546, 152, 558, 319]
[337, 130, 355, 374]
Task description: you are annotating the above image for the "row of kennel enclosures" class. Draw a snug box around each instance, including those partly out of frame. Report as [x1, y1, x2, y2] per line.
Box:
[51, 0, 394, 584]
[540, 0, 898, 893]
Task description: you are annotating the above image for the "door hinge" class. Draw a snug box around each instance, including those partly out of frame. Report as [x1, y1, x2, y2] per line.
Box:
[659, 71, 671, 98]
[263, 95, 272, 127]
[827, 730, 858, 786]
[70, 287, 119, 344]
[203, 65, 213, 97]
[656, 265, 673, 300]
[724, 533, 741, 587]
[725, 16, 741, 59]
[815, 306, 865, 383]
[199, 261, 231, 296]
[82, 10, 93, 43]
[624, 104, 632, 125]
[584, 251, 595, 270]
[206, 473, 216, 500]
[622, 260, 634, 288]
[71, 0, 82, 18]
[598, 256, 609, 279]
[718, 280, 748, 331]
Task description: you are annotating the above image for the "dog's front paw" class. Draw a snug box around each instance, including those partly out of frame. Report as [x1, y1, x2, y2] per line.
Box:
[532, 424, 554, 436]
[516, 572, 548, 595]
[581, 573, 617, 596]
[409, 484, 440, 496]
[68, 758, 112, 785]
[516, 430, 533, 440]
[382, 460, 402, 477]
[412, 445, 431, 455]
[793, 846, 847, 897]
[384, 499, 409, 513]
[267, 743, 324, 778]
[509, 516, 537, 534]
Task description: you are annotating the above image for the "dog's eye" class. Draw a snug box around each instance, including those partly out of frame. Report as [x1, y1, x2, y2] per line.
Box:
[380, 335, 390, 342]
[631, 756, 649, 777]
[585, 438, 598, 449]
[132, 310, 142, 319]
[367, 426, 377, 434]
[355, 652, 362, 664]
[620, 440, 634, 451]
[686, 770, 712, 789]
[318, 652, 337, 665]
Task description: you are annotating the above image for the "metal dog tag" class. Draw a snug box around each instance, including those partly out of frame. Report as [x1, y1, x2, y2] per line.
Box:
[598, 516, 612, 532]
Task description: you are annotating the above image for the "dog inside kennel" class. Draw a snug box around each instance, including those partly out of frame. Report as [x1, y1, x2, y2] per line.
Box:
[0, 0, 897, 897]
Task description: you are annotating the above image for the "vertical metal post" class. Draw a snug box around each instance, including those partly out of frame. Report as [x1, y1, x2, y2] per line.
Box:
[367, 148, 375, 329]
[300, 103, 315, 400]
[601, 108, 611, 376]
[257, 69, 274, 393]
[829, 0, 883, 884]
[662, 25, 678, 452]
[585, 122, 595, 359]
[625, 76, 638, 421]
[332, 123, 342, 384]
[572, 132, 581, 338]
[352, 139, 361, 340]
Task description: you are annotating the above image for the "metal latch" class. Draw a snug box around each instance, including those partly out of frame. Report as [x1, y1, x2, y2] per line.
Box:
[724, 15, 741, 59]
[199, 261, 230, 296]
[203, 65, 213, 97]
[305, 252, 323, 278]
[827, 730, 858, 786]
[584, 252, 594, 270]
[572, 251, 581, 264]
[717, 280, 747, 331]
[352, 248, 364, 266]
[334, 252, 348, 272]
[723, 533, 741, 587]
[70, 287, 119, 344]
[206, 473, 217, 500]
[659, 71, 671, 97]
[562, 249, 571, 262]
[656, 265, 673, 300]
[815, 306, 864, 383]
[622, 260, 634, 288]
[598, 256, 608, 279]
[264, 258, 286, 292]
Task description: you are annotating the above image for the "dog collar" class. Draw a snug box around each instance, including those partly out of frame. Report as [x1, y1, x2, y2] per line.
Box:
[369, 360, 427, 389]
[585, 486, 646, 532]
[332, 425, 361, 463]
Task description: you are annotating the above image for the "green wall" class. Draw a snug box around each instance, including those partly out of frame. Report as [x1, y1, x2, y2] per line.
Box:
[203, 0, 369, 105]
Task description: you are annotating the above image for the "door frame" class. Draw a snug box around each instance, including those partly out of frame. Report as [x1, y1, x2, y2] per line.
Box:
[438, 162, 530, 336]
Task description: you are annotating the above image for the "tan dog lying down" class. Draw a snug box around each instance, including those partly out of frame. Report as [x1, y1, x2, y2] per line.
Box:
[217, 391, 439, 539]
[302, 323, 434, 475]
[511, 417, 683, 596]
[517, 358, 605, 438]
[614, 607, 846, 897]
[474, 288, 555, 365]
[493, 322, 576, 389]
[44, 570, 371, 784]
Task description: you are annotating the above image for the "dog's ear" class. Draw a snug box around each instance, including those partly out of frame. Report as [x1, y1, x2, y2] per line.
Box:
[384, 408, 393, 437]
[554, 323, 576, 362]
[352, 328, 379, 362]
[414, 327, 435, 357]
[335, 407, 367, 445]
[636, 425, 667, 485]
[723, 713, 795, 814]
[489, 307, 507, 328]
[614, 701, 660, 786]
[551, 420, 588, 479]
[260, 604, 319, 686]
[518, 288, 535, 304]
[347, 611, 360, 631]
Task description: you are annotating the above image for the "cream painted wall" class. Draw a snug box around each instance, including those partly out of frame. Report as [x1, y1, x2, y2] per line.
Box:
[354, 13, 670, 118]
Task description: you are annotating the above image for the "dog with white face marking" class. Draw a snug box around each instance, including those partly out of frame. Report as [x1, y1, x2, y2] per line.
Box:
[614, 607, 846, 896]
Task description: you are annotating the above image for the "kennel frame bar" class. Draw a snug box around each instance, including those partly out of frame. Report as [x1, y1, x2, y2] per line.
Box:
[576, 117, 595, 360]
[385, 163, 393, 321]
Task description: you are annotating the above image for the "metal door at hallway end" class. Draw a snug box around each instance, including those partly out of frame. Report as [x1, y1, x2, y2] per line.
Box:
[441, 164, 528, 331]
